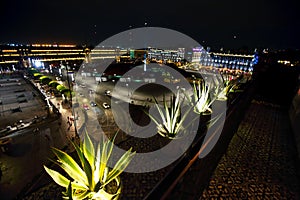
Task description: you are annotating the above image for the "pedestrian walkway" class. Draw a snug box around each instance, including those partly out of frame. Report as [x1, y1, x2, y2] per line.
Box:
[199, 100, 300, 199]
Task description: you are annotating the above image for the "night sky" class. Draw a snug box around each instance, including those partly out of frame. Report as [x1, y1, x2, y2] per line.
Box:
[1, 0, 300, 50]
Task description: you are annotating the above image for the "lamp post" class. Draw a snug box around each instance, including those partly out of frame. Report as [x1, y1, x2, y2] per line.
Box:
[65, 61, 72, 107]
[126, 83, 129, 96]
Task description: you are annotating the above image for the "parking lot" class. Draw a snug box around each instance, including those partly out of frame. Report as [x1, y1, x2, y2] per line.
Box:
[0, 75, 70, 199]
[0, 76, 48, 132]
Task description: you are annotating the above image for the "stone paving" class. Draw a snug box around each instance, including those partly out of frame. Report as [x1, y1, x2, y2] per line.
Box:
[199, 100, 300, 199]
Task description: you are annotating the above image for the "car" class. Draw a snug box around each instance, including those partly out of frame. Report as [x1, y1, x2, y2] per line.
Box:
[90, 101, 97, 107]
[102, 102, 110, 109]
[83, 104, 89, 110]
[104, 90, 111, 96]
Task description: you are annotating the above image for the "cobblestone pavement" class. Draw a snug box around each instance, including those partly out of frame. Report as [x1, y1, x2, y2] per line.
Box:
[200, 100, 300, 199]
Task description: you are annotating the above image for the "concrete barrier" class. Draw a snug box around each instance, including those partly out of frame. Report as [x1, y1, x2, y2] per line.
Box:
[289, 90, 300, 160]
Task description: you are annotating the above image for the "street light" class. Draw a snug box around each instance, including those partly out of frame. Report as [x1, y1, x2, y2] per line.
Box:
[65, 61, 72, 107]
[126, 83, 129, 96]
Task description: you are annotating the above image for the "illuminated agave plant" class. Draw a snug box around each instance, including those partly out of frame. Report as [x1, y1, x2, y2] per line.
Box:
[146, 90, 193, 139]
[44, 132, 135, 200]
[187, 81, 215, 115]
[213, 74, 237, 100]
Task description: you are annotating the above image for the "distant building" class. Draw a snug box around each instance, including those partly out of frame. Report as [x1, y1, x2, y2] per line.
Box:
[0, 43, 87, 69]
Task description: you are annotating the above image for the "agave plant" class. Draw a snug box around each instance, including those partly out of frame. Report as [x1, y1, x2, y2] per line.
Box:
[213, 74, 237, 100]
[146, 90, 193, 139]
[186, 81, 215, 115]
[44, 132, 135, 200]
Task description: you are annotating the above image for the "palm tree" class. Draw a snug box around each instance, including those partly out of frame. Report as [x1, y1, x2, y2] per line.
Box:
[44, 132, 135, 200]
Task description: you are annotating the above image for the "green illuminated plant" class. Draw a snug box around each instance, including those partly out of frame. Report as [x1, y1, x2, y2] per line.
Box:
[146, 90, 193, 139]
[213, 74, 237, 100]
[187, 81, 215, 115]
[44, 132, 135, 200]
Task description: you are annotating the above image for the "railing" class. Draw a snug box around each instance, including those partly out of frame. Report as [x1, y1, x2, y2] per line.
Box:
[144, 81, 255, 199]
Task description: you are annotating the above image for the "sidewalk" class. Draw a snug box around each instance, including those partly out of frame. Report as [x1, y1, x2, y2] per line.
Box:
[47, 96, 88, 154]
[170, 99, 300, 199]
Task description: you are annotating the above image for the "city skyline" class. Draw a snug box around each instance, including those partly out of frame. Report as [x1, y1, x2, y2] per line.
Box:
[1, 0, 300, 50]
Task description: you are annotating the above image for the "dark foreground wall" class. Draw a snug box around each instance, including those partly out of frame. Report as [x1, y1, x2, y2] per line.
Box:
[144, 81, 255, 200]
[289, 92, 300, 161]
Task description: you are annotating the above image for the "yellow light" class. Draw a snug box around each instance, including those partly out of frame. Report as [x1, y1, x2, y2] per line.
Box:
[2, 49, 17, 53]
[59, 44, 76, 47]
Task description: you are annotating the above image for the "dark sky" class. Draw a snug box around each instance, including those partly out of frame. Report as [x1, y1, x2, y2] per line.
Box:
[1, 0, 299, 50]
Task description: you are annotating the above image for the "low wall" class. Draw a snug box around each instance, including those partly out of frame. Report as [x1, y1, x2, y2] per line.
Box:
[144, 81, 255, 199]
[289, 90, 300, 161]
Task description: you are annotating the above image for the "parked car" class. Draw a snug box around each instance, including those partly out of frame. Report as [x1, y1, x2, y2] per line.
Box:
[90, 101, 97, 107]
[104, 90, 111, 96]
[102, 102, 110, 109]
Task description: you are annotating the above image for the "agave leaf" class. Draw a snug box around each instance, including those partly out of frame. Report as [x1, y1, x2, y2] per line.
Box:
[82, 131, 95, 171]
[164, 96, 171, 131]
[71, 190, 91, 200]
[105, 148, 135, 187]
[157, 129, 167, 137]
[175, 105, 194, 134]
[71, 140, 94, 190]
[105, 133, 118, 164]
[93, 186, 121, 200]
[174, 90, 180, 110]
[94, 177, 121, 200]
[62, 181, 73, 200]
[99, 133, 116, 183]
[44, 166, 70, 188]
[94, 142, 101, 184]
[44, 166, 87, 190]
[171, 97, 182, 132]
[99, 140, 107, 184]
[155, 100, 167, 126]
[51, 147, 88, 186]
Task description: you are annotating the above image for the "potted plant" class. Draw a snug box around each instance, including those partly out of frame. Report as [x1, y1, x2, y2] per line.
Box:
[44, 132, 135, 200]
[145, 90, 194, 139]
[186, 81, 216, 116]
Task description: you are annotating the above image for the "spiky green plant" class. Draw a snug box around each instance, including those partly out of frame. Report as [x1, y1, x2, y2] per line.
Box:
[215, 83, 234, 100]
[187, 81, 215, 115]
[44, 132, 135, 200]
[146, 90, 193, 139]
[212, 74, 237, 100]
